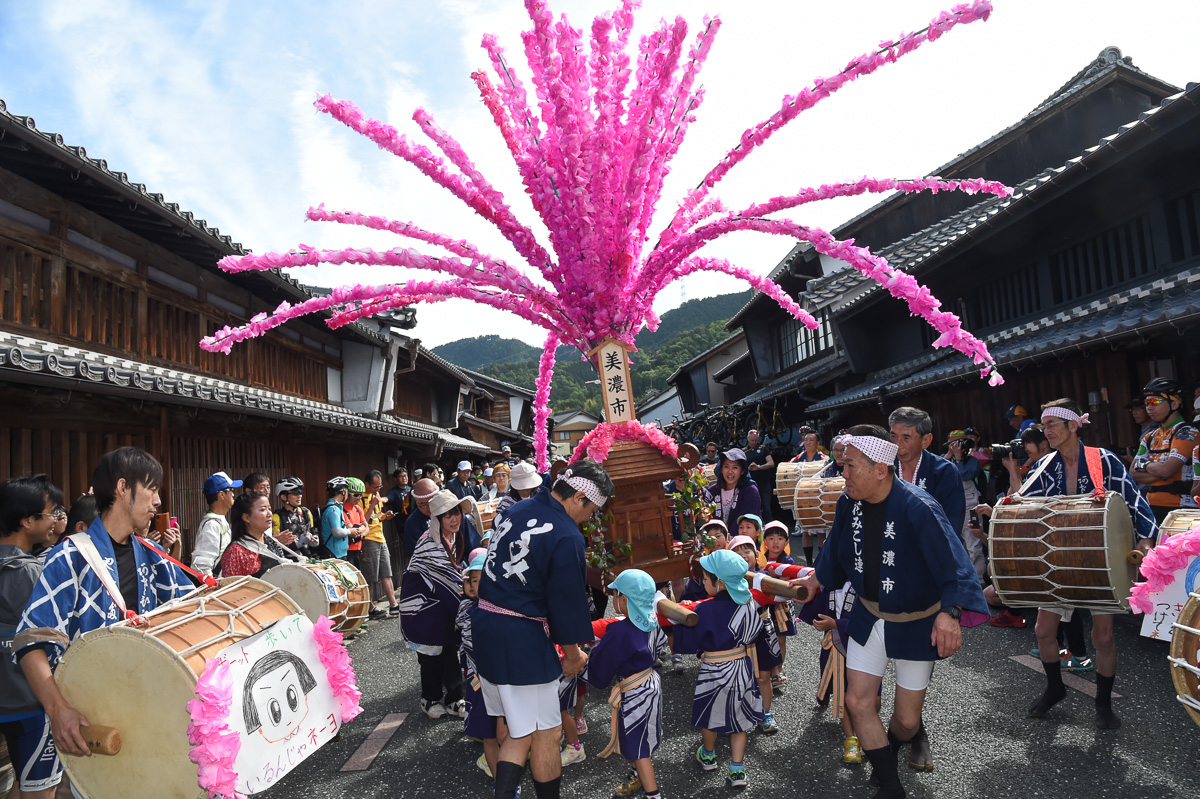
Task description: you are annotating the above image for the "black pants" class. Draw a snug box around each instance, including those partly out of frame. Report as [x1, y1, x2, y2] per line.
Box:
[418, 632, 463, 704]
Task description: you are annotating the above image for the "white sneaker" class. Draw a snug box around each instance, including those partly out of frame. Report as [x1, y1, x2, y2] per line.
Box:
[420, 699, 446, 719]
[477, 753, 492, 777]
[560, 743, 586, 766]
[447, 699, 467, 719]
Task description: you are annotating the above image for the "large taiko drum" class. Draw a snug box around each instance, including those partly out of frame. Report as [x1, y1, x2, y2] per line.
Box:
[1159, 508, 1200, 542]
[988, 493, 1136, 611]
[1171, 591, 1200, 728]
[477, 497, 504, 531]
[261, 559, 370, 633]
[793, 476, 845, 528]
[775, 461, 825, 512]
[54, 577, 302, 799]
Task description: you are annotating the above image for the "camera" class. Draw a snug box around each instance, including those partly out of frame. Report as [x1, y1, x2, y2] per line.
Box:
[988, 440, 1023, 460]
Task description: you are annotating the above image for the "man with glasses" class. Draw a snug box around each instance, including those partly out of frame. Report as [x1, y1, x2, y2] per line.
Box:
[1, 474, 65, 798]
[475, 459, 614, 799]
[342, 478, 370, 574]
[362, 470, 399, 619]
[192, 471, 242, 577]
[1006, 398, 1155, 728]
[1131, 377, 1197, 524]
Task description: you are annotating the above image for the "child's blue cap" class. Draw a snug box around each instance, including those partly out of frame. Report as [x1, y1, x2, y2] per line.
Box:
[466, 551, 487, 572]
[607, 569, 658, 632]
[736, 513, 763, 532]
[699, 549, 752, 604]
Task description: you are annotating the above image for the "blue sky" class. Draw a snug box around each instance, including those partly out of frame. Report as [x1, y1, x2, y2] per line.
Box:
[1, 1, 1197, 349]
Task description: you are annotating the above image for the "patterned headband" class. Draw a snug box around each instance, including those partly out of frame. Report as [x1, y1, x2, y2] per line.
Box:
[412, 486, 440, 500]
[1041, 407, 1089, 427]
[845, 435, 899, 465]
[560, 470, 609, 507]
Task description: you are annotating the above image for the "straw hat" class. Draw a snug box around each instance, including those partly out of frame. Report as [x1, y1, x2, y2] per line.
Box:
[428, 490, 484, 533]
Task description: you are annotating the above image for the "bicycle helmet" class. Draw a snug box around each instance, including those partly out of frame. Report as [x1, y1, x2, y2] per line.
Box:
[326, 476, 349, 494]
[274, 476, 304, 496]
[1143, 377, 1184, 401]
[346, 477, 367, 494]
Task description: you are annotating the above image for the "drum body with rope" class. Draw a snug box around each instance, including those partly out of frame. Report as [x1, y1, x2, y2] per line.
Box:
[260, 559, 370, 633]
[53, 577, 302, 799]
[1170, 590, 1200, 728]
[793, 476, 845, 528]
[775, 461, 824, 512]
[988, 492, 1136, 611]
[477, 498, 503, 532]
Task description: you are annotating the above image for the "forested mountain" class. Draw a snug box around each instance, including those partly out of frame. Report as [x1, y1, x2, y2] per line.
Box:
[433, 291, 751, 419]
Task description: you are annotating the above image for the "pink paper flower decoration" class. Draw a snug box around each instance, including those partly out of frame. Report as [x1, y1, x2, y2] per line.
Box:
[570, 420, 680, 464]
[200, 0, 1008, 466]
[1129, 527, 1200, 615]
[187, 658, 246, 799]
[314, 615, 364, 721]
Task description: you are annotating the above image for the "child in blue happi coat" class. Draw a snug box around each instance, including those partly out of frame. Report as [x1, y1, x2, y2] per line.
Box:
[671, 549, 764, 789]
[457, 549, 511, 785]
[731, 535, 783, 736]
[583, 569, 668, 798]
[761, 520, 798, 691]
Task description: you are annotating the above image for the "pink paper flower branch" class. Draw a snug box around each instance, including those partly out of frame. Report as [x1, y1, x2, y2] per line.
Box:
[533, 332, 559, 470]
[187, 658, 245, 799]
[1129, 527, 1200, 615]
[314, 615, 364, 721]
[569, 420, 680, 464]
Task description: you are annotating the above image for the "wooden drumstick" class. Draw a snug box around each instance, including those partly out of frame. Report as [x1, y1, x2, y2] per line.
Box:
[79, 725, 122, 756]
[747, 572, 809, 602]
[1126, 550, 1144, 566]
[655, 597, 699, 627]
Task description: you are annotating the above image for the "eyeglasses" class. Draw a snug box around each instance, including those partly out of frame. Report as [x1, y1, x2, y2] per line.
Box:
[1143, 396, 1169, 408]
[349, 493, 363, 498]
[35, 511, 67, 521]
[288, 490, 304, 495]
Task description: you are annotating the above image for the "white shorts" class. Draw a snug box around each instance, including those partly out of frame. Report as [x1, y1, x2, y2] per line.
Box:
[846, 618, 935, 692]
[478, 677, 562, 738]
[1040, 606, 1122, 623]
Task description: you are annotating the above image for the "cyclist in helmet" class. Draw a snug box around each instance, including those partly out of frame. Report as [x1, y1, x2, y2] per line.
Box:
[1131, 377, 1197, 523]
[342, 477, 370, 571]
[273, 477, 317, 557]
[321, 477, 353, 560]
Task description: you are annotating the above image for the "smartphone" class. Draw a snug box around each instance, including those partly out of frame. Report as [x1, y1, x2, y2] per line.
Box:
[155, 513, 170, 533]
[969, 510, 980, 528]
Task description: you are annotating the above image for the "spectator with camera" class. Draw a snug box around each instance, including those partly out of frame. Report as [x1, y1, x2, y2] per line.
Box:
[945, 430, 984, 582]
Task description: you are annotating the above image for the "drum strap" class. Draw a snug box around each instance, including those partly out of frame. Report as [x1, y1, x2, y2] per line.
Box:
[1009, 447, 1107, 502]
[67, 533, 137, 622]
[136, 537, 218, 589]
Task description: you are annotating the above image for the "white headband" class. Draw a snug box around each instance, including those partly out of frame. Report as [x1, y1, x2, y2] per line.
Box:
[560, 471, 609, 507]
[846, 435, 899, 465]
[1041, 407, 1089, 427]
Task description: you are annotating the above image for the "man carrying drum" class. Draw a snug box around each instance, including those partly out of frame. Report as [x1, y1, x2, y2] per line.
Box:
[982, 398, 1156, 729]
[14, 447, 193, 758]
[795, 425, 986, 799]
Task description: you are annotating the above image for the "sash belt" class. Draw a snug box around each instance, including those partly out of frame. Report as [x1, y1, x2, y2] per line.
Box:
[597, 667, 655, 759]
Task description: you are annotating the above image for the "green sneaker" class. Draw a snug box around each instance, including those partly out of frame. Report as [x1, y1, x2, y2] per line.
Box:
[695, 745, 717, 771]
[760, 711, 779, 735]
[727, 766, 748, 788]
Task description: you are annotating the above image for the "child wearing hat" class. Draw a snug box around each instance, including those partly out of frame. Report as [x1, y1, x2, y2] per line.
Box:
[582, 569, 669, 798]
[760, 521, 798, 691]
[730, 536, 783, 736]
[457, 548, 511, 782]
[670, 520, 730, 673]
[671, 549, 765, 788]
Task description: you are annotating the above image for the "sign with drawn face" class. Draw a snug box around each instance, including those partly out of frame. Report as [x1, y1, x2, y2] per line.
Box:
[1139, 554, 1200, 641]
[215, 614, 341, 794]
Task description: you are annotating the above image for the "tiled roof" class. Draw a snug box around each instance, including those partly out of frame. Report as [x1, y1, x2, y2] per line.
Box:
[712, 350, 750, 383]
[461, 412, 531, 442]
[805, 80, 1200, 315]
[666, 331, 746, 385]
[419, 346, 475, 387]
[461, 368, 535, 399]
[0, 98, 391, 346]
[887, 268, 1200, 397]
[440, 431, 493, 455]
[0, 331, 437, 442]
[805, 349, 954, 412]
[737, 351, 847, 406]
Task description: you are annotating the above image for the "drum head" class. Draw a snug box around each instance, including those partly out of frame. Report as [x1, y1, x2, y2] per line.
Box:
[1101, 493, 1134, 610]
[261, 563, 338, 623]
[1171, 593, 1200, 728]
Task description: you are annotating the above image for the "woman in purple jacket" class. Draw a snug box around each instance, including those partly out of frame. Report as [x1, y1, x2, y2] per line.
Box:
[703, 448, 762, 528]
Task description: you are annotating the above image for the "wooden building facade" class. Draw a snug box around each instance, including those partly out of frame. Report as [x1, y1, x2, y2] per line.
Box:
[0, 97, 478, 550]
[721, 50, 1199, 450]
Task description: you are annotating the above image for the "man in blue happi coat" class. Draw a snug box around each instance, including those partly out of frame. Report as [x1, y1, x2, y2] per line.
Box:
[474, 459, 614, 799]
[797, 425, 987, 799]
[888, 405, 967, 771]
[16, 447, 193, 758]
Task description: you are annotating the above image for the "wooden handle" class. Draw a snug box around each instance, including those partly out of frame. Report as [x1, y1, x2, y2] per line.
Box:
[1126, 549, 1144, 566]
[747, 572, 808, 602]
[80, 725, 122, 756]
[656, 598, 699, 627]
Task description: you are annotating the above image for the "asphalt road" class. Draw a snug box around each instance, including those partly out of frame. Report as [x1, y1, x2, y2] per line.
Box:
[274, 580, 1200, 799]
